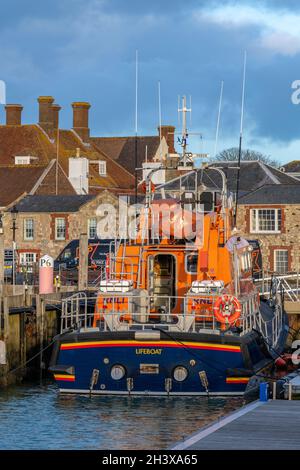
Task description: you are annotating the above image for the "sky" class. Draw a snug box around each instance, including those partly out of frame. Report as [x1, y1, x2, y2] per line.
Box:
[1, 0, 300, 163]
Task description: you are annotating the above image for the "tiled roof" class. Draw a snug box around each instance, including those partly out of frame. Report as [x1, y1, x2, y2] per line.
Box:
[210, 161, 299, 190]
[91, 136, 160, 175]
[0, 160, 76, 208]
[0, 166, 46, 207]
[11, 194, 94, 213]
[35, 160, 77, 196]
[263, 164, 300, 183]
[58, 131, 135, 190]
[0, 125, 136, 194]
[282, 160, 300, 173]
[157, 161, 300, 196]
[238, 184, 300, 204]
[0, 124, 55, 166]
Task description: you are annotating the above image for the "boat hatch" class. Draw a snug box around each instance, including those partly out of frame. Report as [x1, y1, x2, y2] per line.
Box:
[149, 254, 176, 309]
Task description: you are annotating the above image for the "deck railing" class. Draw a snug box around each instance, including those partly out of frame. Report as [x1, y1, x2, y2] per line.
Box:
[60, 291, 284, 349]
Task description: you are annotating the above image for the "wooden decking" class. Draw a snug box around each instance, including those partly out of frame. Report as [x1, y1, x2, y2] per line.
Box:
[172, 400, 300, 450]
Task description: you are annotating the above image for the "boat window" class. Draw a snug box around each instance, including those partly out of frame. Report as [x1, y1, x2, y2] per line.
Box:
[185, 253, 198, 274]
[200, 192, 214, 212]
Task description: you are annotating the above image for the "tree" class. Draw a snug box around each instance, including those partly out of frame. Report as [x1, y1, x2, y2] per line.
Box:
[213, 147, 280, 168]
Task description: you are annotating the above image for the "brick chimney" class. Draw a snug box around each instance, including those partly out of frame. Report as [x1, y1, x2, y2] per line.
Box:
[158, 125, 176, 153]
[5, 104, 23, 125]
[72, 102, 91, 141]
[38, 96, 54, 132]
[52, 104, 61, 129]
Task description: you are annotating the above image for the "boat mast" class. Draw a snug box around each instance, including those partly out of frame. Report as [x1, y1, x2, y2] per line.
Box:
[135, 50, 138, 205]
[178, 95, 191, 167]
[234, 51, 247, 227]
[214, 80, 224, 158]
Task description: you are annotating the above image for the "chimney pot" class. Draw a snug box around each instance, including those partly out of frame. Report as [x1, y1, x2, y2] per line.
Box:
[158, 125, 176, 153]
[72, 102, 91, 142]
[52, 104, 61, 129]
[5, 104, 23, 125]
[38, 96, 54, 133]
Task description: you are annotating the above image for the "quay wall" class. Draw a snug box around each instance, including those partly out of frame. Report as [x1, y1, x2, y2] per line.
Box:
[0, 291, 73, 388]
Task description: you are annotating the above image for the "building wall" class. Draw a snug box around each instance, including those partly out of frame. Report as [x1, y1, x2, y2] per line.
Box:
[2, 191, 119, 261]
[237, 204, 300, 273]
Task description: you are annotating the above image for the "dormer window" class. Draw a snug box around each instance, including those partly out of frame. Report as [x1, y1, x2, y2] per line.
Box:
[15, 156, 37, 165]
[98, 161, 107, 176]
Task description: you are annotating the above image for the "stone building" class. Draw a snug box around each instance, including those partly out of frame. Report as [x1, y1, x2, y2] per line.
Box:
[2, 192, 119, 266]
[237, 184, 300, 274]
[159, 161, 300, 275]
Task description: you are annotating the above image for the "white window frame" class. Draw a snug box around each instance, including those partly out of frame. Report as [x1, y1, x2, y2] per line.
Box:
[55, 217, 66, 240]
[23, 218, 34, 241]
[250, 208, 282, 234]
[88, 218, 97, 238]
[274, 249, 289, 274]
[98, 161, 107, 176]
[19, 252, 38, 272]
[15, 156, 31, 165]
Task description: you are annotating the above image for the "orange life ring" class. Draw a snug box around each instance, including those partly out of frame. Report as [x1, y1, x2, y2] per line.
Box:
[213, 295, 241, 325]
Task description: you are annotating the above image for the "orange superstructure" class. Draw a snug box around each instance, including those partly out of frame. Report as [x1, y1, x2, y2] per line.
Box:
[94, 173, 257, 330]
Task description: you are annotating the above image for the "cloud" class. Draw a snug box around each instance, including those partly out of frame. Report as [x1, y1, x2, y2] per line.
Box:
[0, 0, 299, 165]
[194, 3, 300, 56]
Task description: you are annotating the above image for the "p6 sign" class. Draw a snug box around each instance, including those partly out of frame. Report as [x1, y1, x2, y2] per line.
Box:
[39, 255, 54, 268]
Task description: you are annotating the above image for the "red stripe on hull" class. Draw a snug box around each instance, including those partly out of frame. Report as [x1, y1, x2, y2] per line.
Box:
[61, 342, 240, 353]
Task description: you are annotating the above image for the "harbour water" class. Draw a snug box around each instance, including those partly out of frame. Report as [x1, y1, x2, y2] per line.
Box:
[0, 380, 244, 450]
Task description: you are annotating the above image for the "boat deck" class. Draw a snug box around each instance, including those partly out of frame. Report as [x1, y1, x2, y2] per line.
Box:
[172, 400, 300, 450]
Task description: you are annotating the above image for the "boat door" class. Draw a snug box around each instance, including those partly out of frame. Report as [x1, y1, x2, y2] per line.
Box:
[148, 254, 176, 311]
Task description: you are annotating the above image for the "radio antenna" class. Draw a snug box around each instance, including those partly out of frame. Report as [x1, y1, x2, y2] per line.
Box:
[134, 49, 138, 204]
[214, 80, 224, 158]
[158, 81, 162, 160]
[178, 95, 191, 166]
[234, 51, 247, 226]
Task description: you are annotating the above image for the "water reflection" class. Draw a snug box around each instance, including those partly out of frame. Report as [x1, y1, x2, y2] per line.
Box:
[0, 382, 244, 450]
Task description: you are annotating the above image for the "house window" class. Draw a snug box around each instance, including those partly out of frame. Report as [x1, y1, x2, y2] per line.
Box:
[55, 218, 66, 240]
[88, 218, 97, 238]
[15, 156, 31, 165]
[98, 161, 107, 176]
[250, 208, 282, 233]
[24, 218, 34, 240]
[19, 252, 38, 272]
[274, 250, 289, 274]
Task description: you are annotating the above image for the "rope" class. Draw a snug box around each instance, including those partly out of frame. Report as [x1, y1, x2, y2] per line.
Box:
[5, 325, 75, 376]
[153, 327, 231, 376]
[6, 339, 56, 376]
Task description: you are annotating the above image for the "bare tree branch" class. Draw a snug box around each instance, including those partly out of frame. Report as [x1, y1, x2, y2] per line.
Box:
[212, 147, 280, 168]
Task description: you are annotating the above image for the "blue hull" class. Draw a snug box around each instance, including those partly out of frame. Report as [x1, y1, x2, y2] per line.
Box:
[50, 330, 275, 395]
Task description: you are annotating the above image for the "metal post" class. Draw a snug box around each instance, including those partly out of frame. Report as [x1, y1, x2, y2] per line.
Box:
[36, 295, 45, 384]
[0, 213, 4, 297]
[10, 206, 18, 296]
[288, 382, 292, 401]
[297, 264, 299, 301]
[78, 233, 88, 291]
[272, 381, 277, 400]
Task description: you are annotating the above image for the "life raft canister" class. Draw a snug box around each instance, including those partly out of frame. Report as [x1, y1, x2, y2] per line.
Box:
[213, 295, 241, 325]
